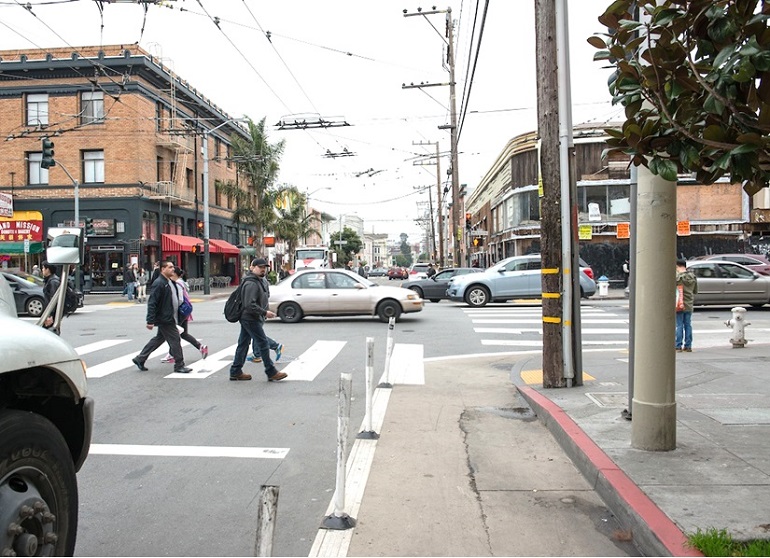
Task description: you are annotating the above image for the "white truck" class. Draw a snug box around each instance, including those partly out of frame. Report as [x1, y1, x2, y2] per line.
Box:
[0, 274, 93, 556]
[294, 245, 330, 271]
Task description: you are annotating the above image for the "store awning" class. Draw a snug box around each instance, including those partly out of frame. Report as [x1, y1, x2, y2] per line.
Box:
[162, 234, 202, 253]
[210, 239, 240, 254]
[0, 241, 45, 254]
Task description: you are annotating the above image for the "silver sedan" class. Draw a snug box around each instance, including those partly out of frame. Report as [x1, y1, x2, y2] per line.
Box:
[688, 260, 770, 307]
[268, 269, 424, 323]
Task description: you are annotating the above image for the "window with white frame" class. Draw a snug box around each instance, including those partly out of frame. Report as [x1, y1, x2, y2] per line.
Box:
[26, 94, 48, 126]
[27, 152, 48, 185]
[81, 91, 104, 124]
[83, 150, 105, 183]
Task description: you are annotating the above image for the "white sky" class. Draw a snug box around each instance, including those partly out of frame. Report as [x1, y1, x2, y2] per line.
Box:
[0, 0, 620, 241]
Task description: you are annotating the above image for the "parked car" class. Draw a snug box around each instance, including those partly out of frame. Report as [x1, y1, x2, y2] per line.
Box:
[0, 274, 93, 556]
[409, 262, 433, 280]
[387, 267, 408, 280]
[268, 268, 424, 323]
[446, 254, 597, 307]
[402, 267, 483, 302]
[691, 253, 770, 276]
[368, 267, 388, 277]
[687, 260, 770, 307]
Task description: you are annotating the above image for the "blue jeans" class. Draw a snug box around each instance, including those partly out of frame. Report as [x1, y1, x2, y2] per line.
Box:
[252, 336, 279, 355]
[675, 311, 693, 349]
[230, 319, 277, 378]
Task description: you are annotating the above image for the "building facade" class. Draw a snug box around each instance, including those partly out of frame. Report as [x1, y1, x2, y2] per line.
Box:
[0, 45, 255, 291]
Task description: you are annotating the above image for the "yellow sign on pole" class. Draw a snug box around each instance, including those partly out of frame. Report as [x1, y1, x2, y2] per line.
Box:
[578, 224, 593, 240]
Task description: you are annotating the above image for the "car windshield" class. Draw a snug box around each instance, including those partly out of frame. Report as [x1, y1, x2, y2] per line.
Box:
[3, 273, 39, 288]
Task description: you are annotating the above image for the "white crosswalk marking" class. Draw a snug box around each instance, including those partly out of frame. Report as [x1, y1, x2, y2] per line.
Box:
[90, 443, 289, 459]
[75, 339, 130, 355]
[280, 340, 347, 381]
[86, 341, 191, 378]
[164, 344, 237, 379]
[384, 343, 425, 385]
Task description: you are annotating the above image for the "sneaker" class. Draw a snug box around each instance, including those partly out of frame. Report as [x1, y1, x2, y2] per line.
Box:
[161, 355, 175, 364]
[174, 366, 193, 374]
[275, 343, 283, 362]
[200, 345, 208, 359]
[230, 373, 252, 381]
[132, 357, 148, 371]
[683, 347, 692, 352]
[247, 354, 262, 363]
[268, 371, 288, 382]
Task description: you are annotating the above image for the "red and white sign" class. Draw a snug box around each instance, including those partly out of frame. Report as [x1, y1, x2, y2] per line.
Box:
[0, 211, 44, 242]
[0, 193, 12, 218]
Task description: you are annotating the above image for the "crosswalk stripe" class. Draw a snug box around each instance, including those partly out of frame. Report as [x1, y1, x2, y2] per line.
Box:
[75, 339, 130, 355]
[281, 340, 347, 382]
[86, 341, 191, 378]
[164, 344, 237, 379]
[384, 343, 425, 385]
[89, 443, 289, 459]
[472, 318, 629, 324]
[481, 339, 629, 347]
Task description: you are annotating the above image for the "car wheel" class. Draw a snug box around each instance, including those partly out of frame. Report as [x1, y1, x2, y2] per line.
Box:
[278, 302, 303, 323]
[377, 300, 402, 323]
[0, 410, 78, 557]
[25, 297, 45, 317]
[465, 285, 490, 307]
[430, 299, 441, 303]
[409, 286, 423, 298]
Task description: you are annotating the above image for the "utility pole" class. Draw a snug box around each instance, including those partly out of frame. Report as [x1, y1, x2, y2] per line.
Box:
[403, 7, 461, 266]
[535, 0, 564, 387]
[411, 140, 445, 266]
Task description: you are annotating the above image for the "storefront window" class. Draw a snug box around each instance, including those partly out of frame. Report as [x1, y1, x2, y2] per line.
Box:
[142, 210, 158, 241]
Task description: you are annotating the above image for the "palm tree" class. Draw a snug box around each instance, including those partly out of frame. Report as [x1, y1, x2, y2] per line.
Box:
[271, 186, 320, 266]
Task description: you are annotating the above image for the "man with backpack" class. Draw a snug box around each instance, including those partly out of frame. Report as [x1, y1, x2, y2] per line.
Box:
[227, 258, 287, 382]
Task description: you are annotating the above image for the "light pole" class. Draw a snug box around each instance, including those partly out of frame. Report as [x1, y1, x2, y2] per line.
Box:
[201, 118, 246, 294]
[304, 187, 331, 245]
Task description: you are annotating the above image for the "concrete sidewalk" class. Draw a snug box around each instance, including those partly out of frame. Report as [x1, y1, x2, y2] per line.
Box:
[337, 340, 770, 556]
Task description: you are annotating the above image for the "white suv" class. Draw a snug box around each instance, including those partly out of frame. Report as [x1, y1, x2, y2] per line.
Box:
[0, 274, 93, 555]
[409, 262, 433, 280]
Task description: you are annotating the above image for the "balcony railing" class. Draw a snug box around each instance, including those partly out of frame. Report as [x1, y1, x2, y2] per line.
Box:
[146, 181, 194, 206]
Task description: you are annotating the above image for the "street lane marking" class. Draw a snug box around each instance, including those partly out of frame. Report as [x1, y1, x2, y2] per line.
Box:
[164, 344, 238, 379]
[86, 341, 191, 378]
[75, 339, 130, 355]
[90, 443, 289, 459]
[281, 340, 346, 381]
[382, 343, 425, 385]
[481, 339, 629, 347]
[472, 318, 629, 324]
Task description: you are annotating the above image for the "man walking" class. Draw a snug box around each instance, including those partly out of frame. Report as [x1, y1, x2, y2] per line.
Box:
[132, 260, 192, 373]
[229, 258, 287, 382]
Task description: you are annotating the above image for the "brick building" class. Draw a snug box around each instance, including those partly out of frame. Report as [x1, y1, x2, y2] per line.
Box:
[0, 45, 252, 291]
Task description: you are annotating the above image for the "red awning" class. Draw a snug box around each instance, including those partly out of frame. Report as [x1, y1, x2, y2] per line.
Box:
[209, 239, 240, 254]
[162, 234, 202, 252]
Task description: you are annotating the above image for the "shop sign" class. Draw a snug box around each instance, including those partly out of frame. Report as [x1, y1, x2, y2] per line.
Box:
[0, 211, 44, 242]
[578, 224, 593, 240]
[0, 193, 12, 218]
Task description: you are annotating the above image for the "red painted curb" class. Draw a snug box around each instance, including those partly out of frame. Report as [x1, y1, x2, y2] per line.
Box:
[519, 386, 702, 557]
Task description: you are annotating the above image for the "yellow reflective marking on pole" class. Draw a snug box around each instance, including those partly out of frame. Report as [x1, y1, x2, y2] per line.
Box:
[542, 268, 559, 274]
[563, 320, 571, 326]
[543, 316, 561, 324]
[542, 292, 561, 299]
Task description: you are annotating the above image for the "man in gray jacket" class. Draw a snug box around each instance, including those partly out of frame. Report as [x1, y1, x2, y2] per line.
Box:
[229, 258, 287, 382]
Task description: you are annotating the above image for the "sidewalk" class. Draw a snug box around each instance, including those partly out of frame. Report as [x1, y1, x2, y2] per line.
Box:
[338, 338, 770, 556]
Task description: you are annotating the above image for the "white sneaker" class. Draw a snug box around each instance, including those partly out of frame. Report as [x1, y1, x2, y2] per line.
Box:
[160, 355, 175, 364]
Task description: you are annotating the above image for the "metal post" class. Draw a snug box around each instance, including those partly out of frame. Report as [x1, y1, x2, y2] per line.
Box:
[57, 162, 81, 293]
[378, 317, 395, 388]
[254, 485, 279, 557]
[202, 130, 211, 295]
[358, 337, 379, 439]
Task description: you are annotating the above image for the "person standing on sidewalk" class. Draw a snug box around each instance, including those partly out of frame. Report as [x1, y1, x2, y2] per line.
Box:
[135, 266, 148, 303]
[124, 263, 137, 302]
[132, 261, 192, 374]
[675, 258, 698, 352]
[228, 258, 287, 382]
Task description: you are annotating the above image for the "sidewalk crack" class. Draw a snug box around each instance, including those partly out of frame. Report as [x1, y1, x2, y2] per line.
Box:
[459, 408, 493, 555]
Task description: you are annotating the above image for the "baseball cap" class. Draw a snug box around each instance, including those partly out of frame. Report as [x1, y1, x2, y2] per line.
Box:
[251, 258, 269, 267]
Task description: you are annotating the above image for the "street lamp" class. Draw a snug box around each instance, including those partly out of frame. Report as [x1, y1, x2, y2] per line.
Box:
[304, 187, 331, 244]
[201, 118, 247, 294]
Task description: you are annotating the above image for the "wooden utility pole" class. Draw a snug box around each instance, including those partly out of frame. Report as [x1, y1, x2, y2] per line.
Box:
[535, 0, 565, 387]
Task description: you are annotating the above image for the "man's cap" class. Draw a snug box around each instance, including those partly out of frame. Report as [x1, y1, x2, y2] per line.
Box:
[676, 258, 687, 267]
[251, 258, 269, 267]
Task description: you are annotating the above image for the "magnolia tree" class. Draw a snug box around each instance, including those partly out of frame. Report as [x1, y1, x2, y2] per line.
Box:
[590, 0, 770, 195]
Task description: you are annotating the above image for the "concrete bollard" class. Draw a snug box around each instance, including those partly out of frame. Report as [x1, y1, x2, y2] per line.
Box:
[725, 306, 750, 348]
[378, 317, 395, 388]
[321, 372, 356, 530]
[254, 485, 279, 557]
[357, 337, 379, 439]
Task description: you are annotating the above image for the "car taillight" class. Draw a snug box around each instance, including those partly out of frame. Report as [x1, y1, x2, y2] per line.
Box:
[583, 268, 594, 280]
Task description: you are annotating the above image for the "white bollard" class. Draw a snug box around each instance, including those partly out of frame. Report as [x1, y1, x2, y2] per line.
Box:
[321, 372, 356, 530]
[358, 337, 379, 439]
[725, 306, 750, 348]
[378, 317, 396, 388]
[254, 485, 279, 557]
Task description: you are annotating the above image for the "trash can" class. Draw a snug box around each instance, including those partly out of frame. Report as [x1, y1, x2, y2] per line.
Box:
[598, 275, 610, 297]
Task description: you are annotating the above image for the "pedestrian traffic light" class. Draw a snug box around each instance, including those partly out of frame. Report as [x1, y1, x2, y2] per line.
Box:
[84, 217, 95, 236]
[465, 212, 472, 231]
[473, 237, 480, 247]
[41, 137, 56, 169]
[196, 220, 204, 238]
[191, 244, 202, 255]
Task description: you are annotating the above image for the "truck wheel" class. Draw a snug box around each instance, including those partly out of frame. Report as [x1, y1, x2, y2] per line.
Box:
[377, 300, 402, 323]
[0, 410, 78, 557]
[278, 302, 303, 323]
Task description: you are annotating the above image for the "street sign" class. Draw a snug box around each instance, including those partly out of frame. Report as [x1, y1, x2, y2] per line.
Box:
[23, 239, 30, 253]
[471, 230, 488, 236]
[334, 240, 348, 245]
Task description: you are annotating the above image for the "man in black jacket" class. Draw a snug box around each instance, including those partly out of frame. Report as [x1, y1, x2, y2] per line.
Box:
[228, 258, 287, 382]
[41, 261, 60, 330]
[132, 260, 192, 373]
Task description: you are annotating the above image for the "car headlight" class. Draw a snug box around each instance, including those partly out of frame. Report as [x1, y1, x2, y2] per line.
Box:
[406, 293, 419, 300]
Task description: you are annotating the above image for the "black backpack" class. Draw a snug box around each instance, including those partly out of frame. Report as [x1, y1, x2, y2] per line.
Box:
[224, 277, 257, 323]
[63, 285, 79, 316]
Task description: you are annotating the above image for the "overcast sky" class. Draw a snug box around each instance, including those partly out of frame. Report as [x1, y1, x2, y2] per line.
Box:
[0, 0, 619, 241]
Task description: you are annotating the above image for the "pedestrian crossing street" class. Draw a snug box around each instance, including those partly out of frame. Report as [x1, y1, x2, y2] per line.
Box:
[465, 305, 770, 351]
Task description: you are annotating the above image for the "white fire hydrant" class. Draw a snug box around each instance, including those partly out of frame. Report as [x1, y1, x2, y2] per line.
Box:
[597, 276, 610, 297]
[725, 307, 750, 348]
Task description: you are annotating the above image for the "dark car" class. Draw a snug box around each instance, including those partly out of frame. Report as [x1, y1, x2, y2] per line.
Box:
[401, 267, 483, 302]
[0, 272, 46, 317]
[368, 267, 388, 277]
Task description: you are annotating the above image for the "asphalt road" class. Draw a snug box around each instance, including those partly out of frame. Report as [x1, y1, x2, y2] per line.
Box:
[44, 292, 770, 556]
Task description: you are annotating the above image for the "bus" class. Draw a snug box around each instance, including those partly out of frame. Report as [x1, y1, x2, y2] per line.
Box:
[294, 246, 330, 270]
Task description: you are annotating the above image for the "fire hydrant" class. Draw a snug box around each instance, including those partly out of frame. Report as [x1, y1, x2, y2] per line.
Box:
[725, 307, 750, 348]
[597, 275, 610, 297]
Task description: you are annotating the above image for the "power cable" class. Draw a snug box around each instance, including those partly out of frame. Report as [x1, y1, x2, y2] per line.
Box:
[457, 0, 489, 145]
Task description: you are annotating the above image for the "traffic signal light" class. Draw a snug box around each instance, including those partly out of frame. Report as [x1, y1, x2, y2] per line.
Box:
[41, 137, 56, 169]
[84, 217, 95, 236]
[196, 220, 204, 238]
[191, 244, 202, 255]
[465, 212, 472, 231]
[473, 237, 480, 247]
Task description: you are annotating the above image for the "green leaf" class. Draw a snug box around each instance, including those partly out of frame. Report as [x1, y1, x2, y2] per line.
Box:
[658, 158, 679, 181]
[730, 143, 759, 155]
[703, 95, 726, 115]
[587, 36, 607, 49]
